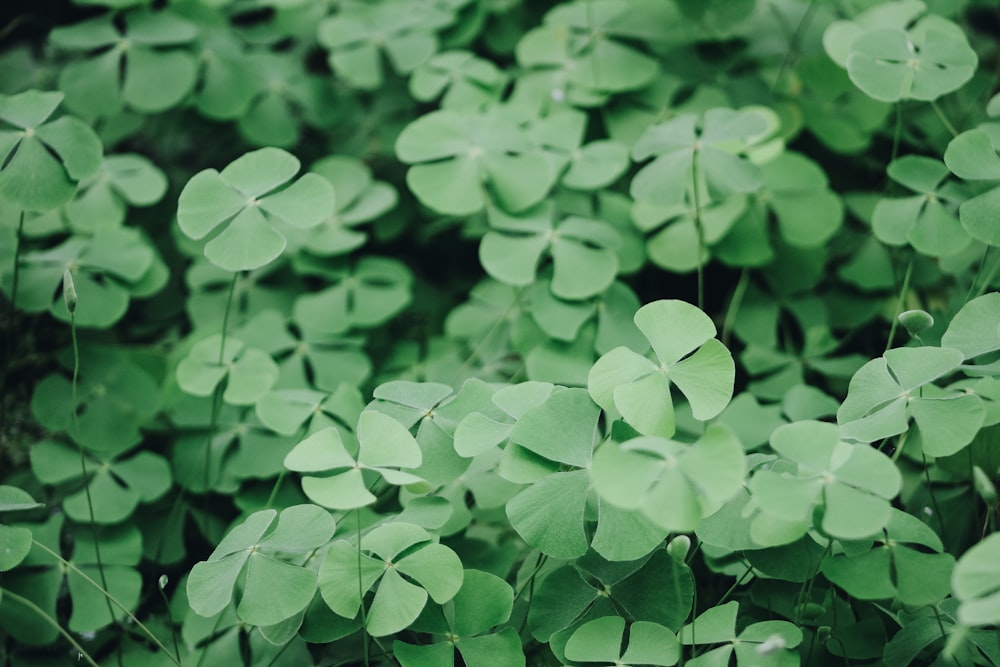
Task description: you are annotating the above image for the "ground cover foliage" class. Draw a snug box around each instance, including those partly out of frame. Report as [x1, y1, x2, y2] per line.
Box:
[2, 0, 1000, 664]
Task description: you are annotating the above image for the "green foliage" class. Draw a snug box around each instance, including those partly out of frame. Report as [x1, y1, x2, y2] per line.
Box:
[2, 1, 1000, 666]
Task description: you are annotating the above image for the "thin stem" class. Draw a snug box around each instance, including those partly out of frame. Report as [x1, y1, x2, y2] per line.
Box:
[30, 540, 182, 666]
[157, 576, 182, 665]
[265, 469, 287, 509]
[722, 268, 750, 348]
[922, 452, 949, 548]
[203, 272, 239, 503]
[691, 152, 706, 311]
[357, 509, 370, 667]
[69, 307, 116, 626]
[890, 103, 903, 168]
[0, 587, 101, 667]
[973, 248, 1000, 300]
[884, 256, 914, 353]
[771, 0, 819, 94]
[930, 100, 959, 138]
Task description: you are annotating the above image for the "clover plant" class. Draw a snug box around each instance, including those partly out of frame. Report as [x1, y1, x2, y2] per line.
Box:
[3, 1, 1000, 666]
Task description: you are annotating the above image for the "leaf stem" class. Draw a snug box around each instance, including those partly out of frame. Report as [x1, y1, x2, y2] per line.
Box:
[357, 508, 370, 667]
[30, 540, 182, 666]
[691, 151, 706, 311]
[884, 256, 914, 353]
[69, 303, 116, 627]
[204, 272, 239, 502]
[0, 587, 101, 667]
[930, 100, 959, 138]
[922, 452, 949, 548]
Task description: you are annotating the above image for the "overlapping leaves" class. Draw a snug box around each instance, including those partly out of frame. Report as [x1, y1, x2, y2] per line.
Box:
[589, 299, 735, 438]
[187, 505, 336, 626]
[319, 522, 463, 637]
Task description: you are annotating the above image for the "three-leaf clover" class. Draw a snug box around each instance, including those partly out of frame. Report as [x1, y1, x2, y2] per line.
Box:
[588, 299, 735, 438]
[748, 420, 901, 544]
[318, 521, 463, 636]
[396, 108, 557, 216]
[872, 155, 970, 256]
[631, 107, 774, 207]
[837, 346, 985, 457]
[0, 90, 102, 211]
[318, 0, 457, 90]
[283, 410, 423, 510]
[50, 8, 199, 116]
[821, 508, 955, 607]
[393, 570, 524, 667]
[30, 439, 172, 524]
[187, 505, 336, 626]
[177, 147, 335, 272]
[845, 15, 977, 102]
[479, 202, 621, 300]
[176, 334, 280, 406]
[590, 425, 745, 534]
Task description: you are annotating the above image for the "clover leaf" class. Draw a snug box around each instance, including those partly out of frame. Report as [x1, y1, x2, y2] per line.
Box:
[588, 299, 735, 438]
[409, 50, 507, 111]
[49, 8, 199, 116]
[64, 153, 168, 233]
[236, 50, 338, 148]
[177, 147, 335, 272]
[944, 125, 1000, 246]
[318, 522, 463, 637]
[283, 410, 423, 510]
[479, 202, 621, 300]
[837, 346, 985, 457]
[748, 420, 901, 544]
[318, 0, 457, 90]
[755, 151, 844, 248]
[176, 335, 279, 406]
[66, 524, 143, 633]
[0, 89, 102, 211]
[590, 425, 745, 534]
[527, 549, 693, 644]
[0, 486, 42, 572]
[30, 439, 171, 524]
[287, 155, 398, 257]
[255, 383, 364, 439]
[845, 16, 977, 102]
[393, 570, 524, 667]
[530, 108, 629, 191]
[941, 292, 1000, 363]
[631, 107, 774, 208]
[396, 108, 557, 216]
[30, 345, 160, 453]
[872, 155, 970, 256]
[679, 601, 802, 667]
[821, 508, 954, 607]
[952, 532, 1000, 627]
[234, 310, 372, 392]
[292, 256, 413, 335]
[8, 227, 157, 328]
[187, 505, 336, 626]
[564, 616, 679, 667]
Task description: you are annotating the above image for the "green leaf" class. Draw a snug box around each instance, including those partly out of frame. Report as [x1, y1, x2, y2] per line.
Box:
[846, 17, 977, 102]
[0, 90, 102, 211]
[952, 532, 1000, 626]
[506, 469, 590, 559]
[509, 388, 599, 468]
[589, 300, 734, 437]
[749, 421, 900, 542]
[942, 292, 1000, 360]
[187, 505, 335, 626]
[178, 148, 334, 272]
